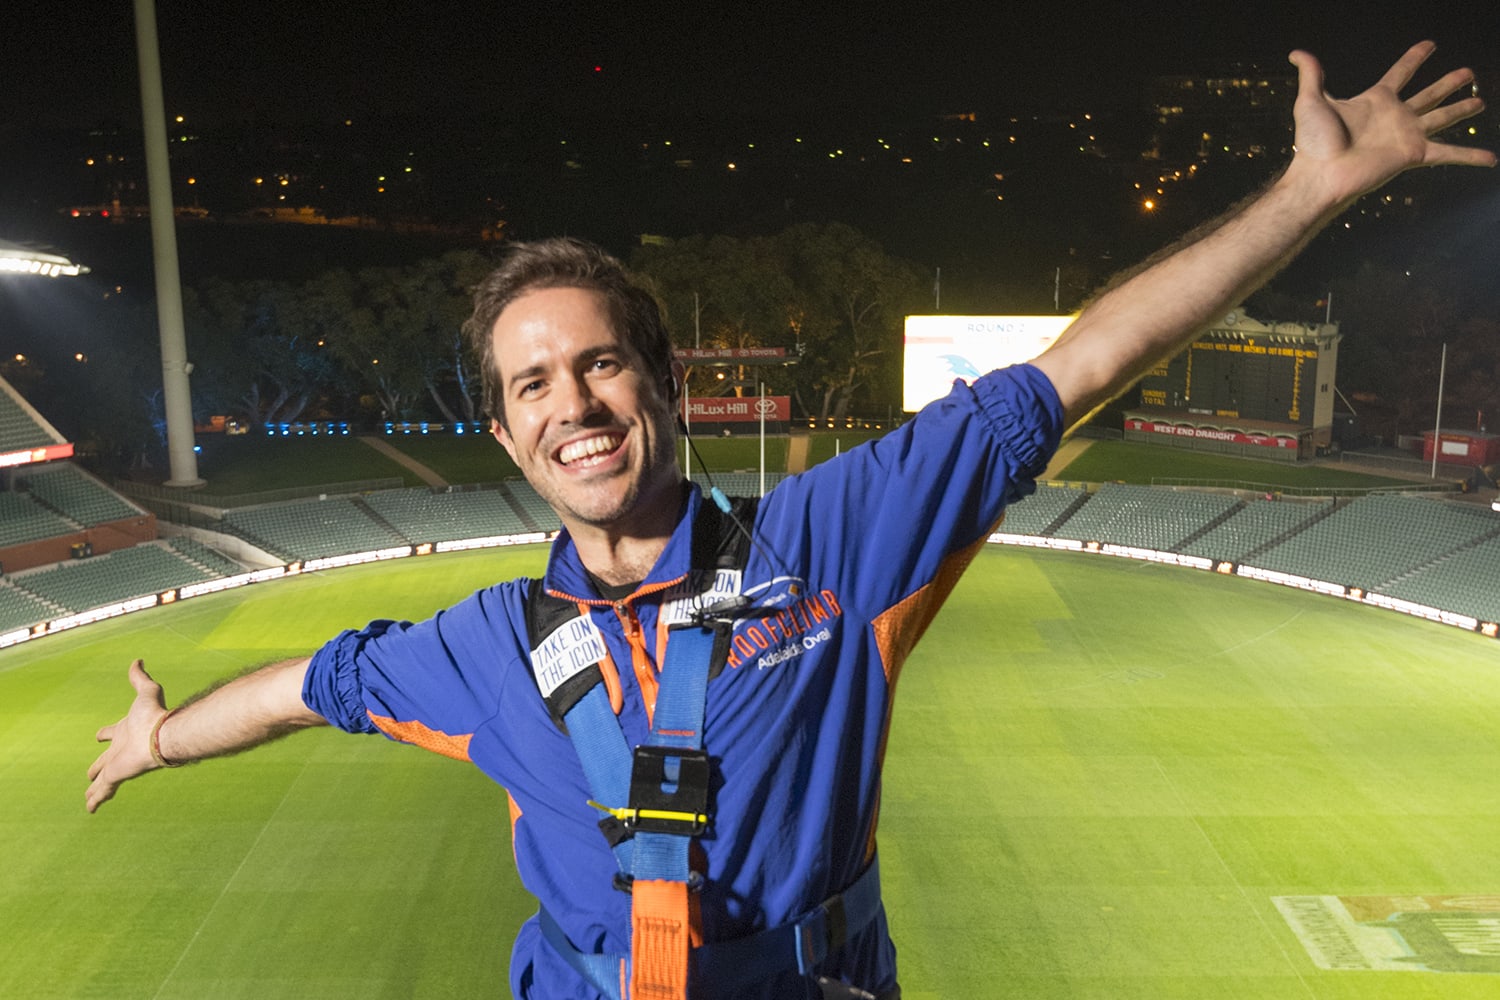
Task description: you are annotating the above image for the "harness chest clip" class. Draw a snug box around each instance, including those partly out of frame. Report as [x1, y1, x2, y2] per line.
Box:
[626, 744, 711, 836]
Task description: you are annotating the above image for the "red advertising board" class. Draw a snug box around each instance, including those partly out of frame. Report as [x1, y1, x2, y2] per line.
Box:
[1124, 418, 1296, 449]
[684, 396, 790, 422]
[675, 347, 788, 364]
[0, 442, 74, 469]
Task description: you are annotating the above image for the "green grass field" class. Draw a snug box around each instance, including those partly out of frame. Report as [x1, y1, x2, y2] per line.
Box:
[379, 429, 522, 484]
[192, 434, 424, 494]
[6, 545, 1498, 998]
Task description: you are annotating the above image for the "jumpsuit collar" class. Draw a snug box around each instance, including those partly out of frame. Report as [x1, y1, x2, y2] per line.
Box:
[541, 481, 703, 603]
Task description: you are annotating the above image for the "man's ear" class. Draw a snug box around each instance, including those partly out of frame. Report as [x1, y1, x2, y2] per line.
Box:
[490, 418, 517, 461]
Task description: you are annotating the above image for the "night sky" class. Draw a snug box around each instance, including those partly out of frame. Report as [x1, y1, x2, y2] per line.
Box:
[8, 2, 1499, 125]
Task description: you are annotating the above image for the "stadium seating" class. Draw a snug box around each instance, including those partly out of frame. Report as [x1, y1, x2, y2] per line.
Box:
[1050, 483, 1241, 550]
[696, 472, 787, 498]
[1180, 497, 1326, 563]
[364, 487, 535, 542]
[1247, 493, 1500, 590]
[222, 498, 410, 561]
[502, 482, 563, 532]
[0, 492, 77, 548]
[999, 484, 1089, 536]
[4, 462, 1497, 643]
[1380, 535, 1500, 622]
[9, 544, 218, 614]
[165, 536, 245, 577]
[17, 463, 141, 526]
[0, 581, 63, 633]
[0, 388, 54, 452]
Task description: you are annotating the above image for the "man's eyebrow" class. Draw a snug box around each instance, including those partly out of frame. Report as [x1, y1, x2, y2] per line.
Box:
[577, 345, 621, 366]
[505, 364, 546, 390]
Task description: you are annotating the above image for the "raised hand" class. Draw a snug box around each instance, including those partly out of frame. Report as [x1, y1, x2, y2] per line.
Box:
[1287, 41, 1495, 205]
[86, 659, 169, 813]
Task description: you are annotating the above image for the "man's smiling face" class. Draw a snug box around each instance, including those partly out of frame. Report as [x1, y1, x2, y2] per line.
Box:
[489, 285, 681, 538]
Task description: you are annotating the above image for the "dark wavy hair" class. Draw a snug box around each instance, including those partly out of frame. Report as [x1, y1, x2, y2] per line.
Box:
[463, 237, 673, 427]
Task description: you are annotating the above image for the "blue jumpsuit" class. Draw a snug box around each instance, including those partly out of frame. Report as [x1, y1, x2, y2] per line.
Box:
[302, 364, 1064, 998]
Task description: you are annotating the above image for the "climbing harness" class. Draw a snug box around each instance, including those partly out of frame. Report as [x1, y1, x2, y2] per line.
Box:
[526, 493, 882, 998]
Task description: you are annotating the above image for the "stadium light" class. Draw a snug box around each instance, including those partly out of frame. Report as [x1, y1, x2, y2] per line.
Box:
[0, 240, 89, 278]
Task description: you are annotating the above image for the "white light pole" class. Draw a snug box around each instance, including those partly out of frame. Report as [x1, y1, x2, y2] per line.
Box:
[682, 380, 691, 482]
[134, 0, 202, 486]
[758, 380, 765, 496]
[1431, 342, 1447, 479]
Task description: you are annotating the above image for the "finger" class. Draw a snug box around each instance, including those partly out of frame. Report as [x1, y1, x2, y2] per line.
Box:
[128, 658, 155, 694]
[1406, 67, 1478, 115]
[86, 778, 116, 814]
[1418, 96, 1486, 135]
[128, 658, 168, 709]
[87, 748, 108, 781]
[1422, 141, 1499, 169]
[95, 722, 116, 743]
[1375, 40, 1437, 94]
[1287, 49, 1328, 101]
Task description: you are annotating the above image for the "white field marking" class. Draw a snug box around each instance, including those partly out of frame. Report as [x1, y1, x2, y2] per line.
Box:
[1150, 755, 1321, 997]
[1205, 608, 1306, 660]
[150, 761, 308, 1000]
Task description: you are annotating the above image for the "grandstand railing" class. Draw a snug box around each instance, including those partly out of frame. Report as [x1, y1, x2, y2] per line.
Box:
[1148, 477, 1456, 498]
[115, 478, 405, 511]
[1337, 451, 1475, 480]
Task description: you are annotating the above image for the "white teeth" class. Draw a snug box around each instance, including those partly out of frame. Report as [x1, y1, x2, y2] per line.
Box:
[558, 434, 622, 465]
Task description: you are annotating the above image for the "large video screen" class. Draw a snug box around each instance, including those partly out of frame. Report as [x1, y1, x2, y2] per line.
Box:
[903, 315, 1074, 412]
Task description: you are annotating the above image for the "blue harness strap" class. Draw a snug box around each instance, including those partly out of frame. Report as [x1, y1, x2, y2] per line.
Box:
[549, 623, 718, 998]
[691, 857, 884, 987]
[541, 857, 886, 997]
[627, 624, 715, 887]
[565, 684, 637, 872]
[540, 906, 628, 997]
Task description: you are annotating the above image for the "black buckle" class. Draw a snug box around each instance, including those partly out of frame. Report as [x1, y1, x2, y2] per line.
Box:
[613, 870, 705, 895]
[627, 745, 710, 835]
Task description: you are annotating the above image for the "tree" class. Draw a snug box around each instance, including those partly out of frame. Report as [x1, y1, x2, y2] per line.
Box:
[633, 225, 922, 420]
[308, 268, 424, 421]
[1327, 261, 1500, 442]
[633, 235, 794, 399]
[185, 278, 341, 427]
[777, 223, 924, 422]
[312, 252, 489, 424]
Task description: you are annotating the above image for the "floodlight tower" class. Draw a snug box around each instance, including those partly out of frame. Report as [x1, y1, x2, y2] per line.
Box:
[133, 0, 203, 487]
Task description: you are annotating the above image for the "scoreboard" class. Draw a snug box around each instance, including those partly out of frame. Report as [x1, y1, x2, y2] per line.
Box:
[1139, 338, 1319, 423]
[1135, 314, 1340, 434]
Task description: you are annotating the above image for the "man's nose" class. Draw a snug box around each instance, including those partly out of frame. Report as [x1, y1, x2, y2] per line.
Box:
[557, 374, 601, 422]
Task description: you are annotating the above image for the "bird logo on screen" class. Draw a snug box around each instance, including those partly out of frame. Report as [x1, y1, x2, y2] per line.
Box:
[940, 354, 982, 381]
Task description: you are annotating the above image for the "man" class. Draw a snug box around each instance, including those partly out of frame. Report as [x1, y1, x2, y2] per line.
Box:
[88, 43, 1491, 999]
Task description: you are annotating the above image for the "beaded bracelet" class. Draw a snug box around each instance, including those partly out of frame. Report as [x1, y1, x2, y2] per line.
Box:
[149, 709, 183, 768]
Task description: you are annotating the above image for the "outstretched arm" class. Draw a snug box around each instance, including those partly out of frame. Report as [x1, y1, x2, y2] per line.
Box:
[86, 657, 326, 813]
[1031, 41, 1494, 428]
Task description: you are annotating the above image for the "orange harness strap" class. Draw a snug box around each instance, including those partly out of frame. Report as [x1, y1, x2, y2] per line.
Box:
[630, 879, 693, 999]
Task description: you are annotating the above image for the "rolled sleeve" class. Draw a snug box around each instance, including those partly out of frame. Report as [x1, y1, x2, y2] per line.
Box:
[302, 623, 400, 734]
[970, 362, 1066, 503]
[299, 583, 528, 749]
